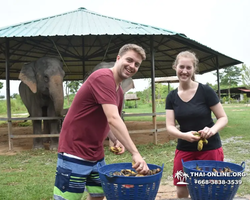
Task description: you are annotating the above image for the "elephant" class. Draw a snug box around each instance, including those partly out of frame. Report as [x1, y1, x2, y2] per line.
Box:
[18, 57, 65, 150]
[90, 62, 135, 93]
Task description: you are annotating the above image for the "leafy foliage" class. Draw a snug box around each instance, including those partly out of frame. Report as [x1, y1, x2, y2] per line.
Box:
[213, 66, 243, 102]
[219, 66, 242, 87]
[10, 93, 19, 99]
[64, 81, 83, 106]
[242, 64, 250, 89]
[65, 80, 83, 94]
[135, 82, 175, 105]
[0, 82, 3, 99]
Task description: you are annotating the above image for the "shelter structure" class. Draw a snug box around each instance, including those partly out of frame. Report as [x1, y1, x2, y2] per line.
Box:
[218, 87, 250, 100]
[0, 7, 243, 149]
[155, 76, 179, 93]
[124, 93, 140, 108]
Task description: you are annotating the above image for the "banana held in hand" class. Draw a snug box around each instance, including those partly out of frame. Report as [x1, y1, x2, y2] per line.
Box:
[194, 132, 208, 151]
[110, 146, 122, 153]
[202, 138, 208, 145]
[197, 140, 203, 151]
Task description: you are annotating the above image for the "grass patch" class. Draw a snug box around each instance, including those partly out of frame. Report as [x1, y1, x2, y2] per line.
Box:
[0, 104, 249, 199]
[219, 104, 250, 196]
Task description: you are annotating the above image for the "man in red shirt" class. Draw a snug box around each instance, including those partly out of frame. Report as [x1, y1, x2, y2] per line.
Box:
[54, 44, 149, 200]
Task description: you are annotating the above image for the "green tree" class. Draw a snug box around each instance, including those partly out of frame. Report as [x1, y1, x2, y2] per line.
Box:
[155, 83, 163, 103]
[206, 82, 217, 90]
[10, 93, 19, 99]
[220, 66, 242, 86]
[242, 64, 250, 89]
[64, 80, 83, 105]
[214, 66, 242, 102]
[0, 82, 4, 99]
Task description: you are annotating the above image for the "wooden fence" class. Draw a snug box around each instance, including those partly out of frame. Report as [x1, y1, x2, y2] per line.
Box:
[1, 112, 167, 150]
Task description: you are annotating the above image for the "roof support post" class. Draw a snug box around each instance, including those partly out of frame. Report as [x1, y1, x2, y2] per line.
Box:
[82, 36, 85, 80]
[216, 56, 221, 100]
[150, 36, 157, 144]
[5, 38, 13, 150]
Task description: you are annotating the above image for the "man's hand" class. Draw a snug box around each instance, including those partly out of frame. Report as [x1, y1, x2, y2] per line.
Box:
[132, 153, 149, 174]
[110, 140, 125, 155]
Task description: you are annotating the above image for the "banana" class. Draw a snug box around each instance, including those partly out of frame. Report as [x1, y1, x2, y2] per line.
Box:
[202, 138, 208, 145]
[113, 167, 162, 177]
[135, 174, 145, 177]
[110, 146, 122, 153]
[197, 140, 203, 151]
[121, 169, 137, 176]
[196, 164, 202, 171]
[194, 132, 209, 151]
[212, 168, 218, 172]
[193, 132, 201, 137]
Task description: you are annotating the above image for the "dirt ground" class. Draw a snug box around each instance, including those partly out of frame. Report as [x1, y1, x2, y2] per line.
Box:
[0, 121, 178, 199]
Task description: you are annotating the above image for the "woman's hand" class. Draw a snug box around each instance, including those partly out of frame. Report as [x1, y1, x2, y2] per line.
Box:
[199, 127, 216, 139]
[182, 131, 201, 142]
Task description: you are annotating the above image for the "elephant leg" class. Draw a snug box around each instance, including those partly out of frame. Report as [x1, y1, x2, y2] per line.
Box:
[33, 120, 44, 149]
[49, 120, 59, 150]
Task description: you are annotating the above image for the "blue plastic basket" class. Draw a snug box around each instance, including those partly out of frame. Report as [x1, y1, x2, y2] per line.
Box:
[98, 162, 164, 200]
[182, 160, 245, 200]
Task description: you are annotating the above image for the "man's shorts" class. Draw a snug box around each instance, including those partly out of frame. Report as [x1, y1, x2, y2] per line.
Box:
[173, 147, 224, 186]
[53, 153, 106, 200]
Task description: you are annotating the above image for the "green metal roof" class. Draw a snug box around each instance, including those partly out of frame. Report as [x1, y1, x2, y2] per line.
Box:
[0, 7, 177, 37]
[0, 7, 243, 81]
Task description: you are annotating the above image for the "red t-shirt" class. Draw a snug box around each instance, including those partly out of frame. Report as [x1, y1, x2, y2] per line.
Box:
[58, 68, 124, 161]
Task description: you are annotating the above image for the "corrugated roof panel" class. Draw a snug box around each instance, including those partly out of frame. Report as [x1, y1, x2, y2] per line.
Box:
[0, 7, 243, 81]
[0, 7, 176, 37]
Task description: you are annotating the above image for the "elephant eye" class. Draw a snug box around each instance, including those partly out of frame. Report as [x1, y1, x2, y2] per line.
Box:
[44, 75, 49, 83]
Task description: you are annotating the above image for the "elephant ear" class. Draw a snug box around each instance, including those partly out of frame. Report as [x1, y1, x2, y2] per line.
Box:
[18, 62, 37, 93]
[121, 78, 134, 93]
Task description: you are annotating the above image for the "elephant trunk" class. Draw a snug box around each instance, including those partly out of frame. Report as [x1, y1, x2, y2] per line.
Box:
[49, 75, 64, 116]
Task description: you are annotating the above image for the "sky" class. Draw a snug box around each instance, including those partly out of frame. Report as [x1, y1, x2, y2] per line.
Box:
[0, 0, 250, 96]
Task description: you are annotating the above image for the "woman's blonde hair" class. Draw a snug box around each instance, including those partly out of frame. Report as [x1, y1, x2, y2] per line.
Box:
[172, 51, 199, 81]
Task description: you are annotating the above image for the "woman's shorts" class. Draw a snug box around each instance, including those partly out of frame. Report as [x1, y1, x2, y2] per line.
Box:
[53, 153, 106, 200]
[173, 147, 224, 186]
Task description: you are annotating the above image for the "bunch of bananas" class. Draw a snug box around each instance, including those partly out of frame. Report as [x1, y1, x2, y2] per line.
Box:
[112, 168, 161, 177]
[194, 132, 208, 151]
[213, 167, 233, 173]
[196, 164, 233, 173]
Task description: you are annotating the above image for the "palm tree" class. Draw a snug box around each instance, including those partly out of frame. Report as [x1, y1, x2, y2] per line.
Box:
[182, 173, 189, 182]
[175, 170, 183, 182]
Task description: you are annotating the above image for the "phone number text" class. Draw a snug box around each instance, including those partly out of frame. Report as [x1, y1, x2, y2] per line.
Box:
[194, 179, 242, 185]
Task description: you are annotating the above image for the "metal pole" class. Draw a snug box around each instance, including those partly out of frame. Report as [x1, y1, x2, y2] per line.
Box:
[82, 36, 85, 80]
[216, 56, 221, 100]
[150, 36, 157, 144]
[5, 38, 13, 150]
